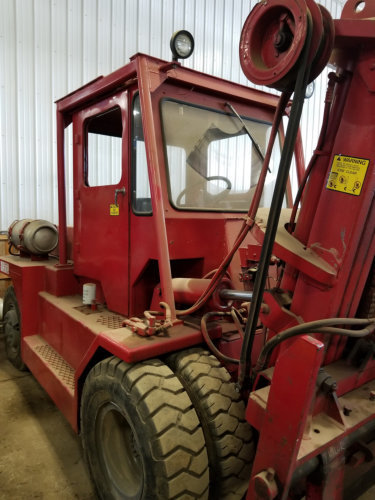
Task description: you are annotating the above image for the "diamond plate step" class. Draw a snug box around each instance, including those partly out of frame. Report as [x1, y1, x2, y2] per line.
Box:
[24, 335, 75, 395]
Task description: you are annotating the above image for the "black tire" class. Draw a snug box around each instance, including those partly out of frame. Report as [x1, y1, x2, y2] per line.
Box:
[167, 348, 254, 500]
[3, 286, 27, 371]
[81, 356, 209, 500]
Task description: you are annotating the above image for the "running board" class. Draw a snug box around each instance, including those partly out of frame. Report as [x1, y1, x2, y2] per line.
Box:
[23, 335, 77, 429]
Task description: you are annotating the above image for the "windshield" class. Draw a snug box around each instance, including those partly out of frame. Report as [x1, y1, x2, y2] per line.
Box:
[161, 99, 282, 212]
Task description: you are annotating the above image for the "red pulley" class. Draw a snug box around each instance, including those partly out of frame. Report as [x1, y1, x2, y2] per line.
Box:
[309, 5, 335, 82]
[239, 0, 332, 92]
[240, 0, 308, 90]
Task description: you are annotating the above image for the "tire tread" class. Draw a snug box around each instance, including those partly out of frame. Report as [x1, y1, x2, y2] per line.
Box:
[167, 348, 254, 499]
[81, 356, 209, 499]
[3, 285, 27, 371]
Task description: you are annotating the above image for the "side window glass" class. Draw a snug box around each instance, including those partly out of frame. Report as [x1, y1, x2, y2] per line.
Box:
[132, 95, 152, 214]
[86, 106, 122, 187]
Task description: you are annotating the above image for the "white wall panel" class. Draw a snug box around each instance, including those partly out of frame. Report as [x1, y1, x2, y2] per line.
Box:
[0, 0, 344, 230]
[0, 0, 19, 227]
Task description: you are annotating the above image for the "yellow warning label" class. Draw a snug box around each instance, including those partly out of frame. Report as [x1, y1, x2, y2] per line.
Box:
[110, 204, 119, 216]
[326, 155, 369, 196]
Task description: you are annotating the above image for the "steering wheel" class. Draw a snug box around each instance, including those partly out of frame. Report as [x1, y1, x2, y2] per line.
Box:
[176, 175, 232, 207]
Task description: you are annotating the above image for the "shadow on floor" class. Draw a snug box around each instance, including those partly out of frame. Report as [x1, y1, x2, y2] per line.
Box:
[0, 332, 96, 500]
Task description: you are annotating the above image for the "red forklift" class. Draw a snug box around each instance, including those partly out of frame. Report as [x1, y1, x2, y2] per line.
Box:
[1, 0, 375, 498]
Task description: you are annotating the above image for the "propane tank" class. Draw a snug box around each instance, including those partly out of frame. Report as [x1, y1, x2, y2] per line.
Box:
[8, 219, 58, 256]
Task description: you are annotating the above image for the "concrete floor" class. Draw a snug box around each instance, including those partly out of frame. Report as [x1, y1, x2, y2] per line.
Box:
[0, 331, 95, 500]
[1, 328, 375, 500]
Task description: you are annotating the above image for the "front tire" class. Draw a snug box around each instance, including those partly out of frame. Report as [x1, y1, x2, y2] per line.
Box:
[81, 356, 209, 500]
[3, 286, 27, 371]
[167, 348, 255, 499]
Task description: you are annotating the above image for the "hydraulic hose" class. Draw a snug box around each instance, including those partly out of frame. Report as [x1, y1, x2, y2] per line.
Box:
[290, 68, 353, 245]
[253, 317, 375, 376]
[201, 311, 240, 364]
[288, 72, 338, 232]
[230, 308, 245, 339]
[238, 16, 314, 390]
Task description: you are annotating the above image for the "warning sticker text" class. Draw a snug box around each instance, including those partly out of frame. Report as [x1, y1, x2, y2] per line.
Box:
[326, 155, 369, 196]
[110, 204, 120, 216]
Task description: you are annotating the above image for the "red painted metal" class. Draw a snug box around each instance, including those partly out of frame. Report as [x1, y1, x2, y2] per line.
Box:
[1, 256, 46, 334]
[279, 113, 305, 204]
[4, 2, 375, 497]
[1, 51, 301, 431]
[44, 265, 80, 297]
[341, 0, 375, 19]
[243, 4, 375, 498]
[239, 0, 334, 93]
[22, 335, 77, 430]
[169, 277, 233, 310]
[247, 335, 325, 499]
[73, 90, 130, 315]
[136, 55, 177, 319]
[247, 342, 375, 499]
[56, 60, 137, 113]
[240, 0, 308, 90]
[56, 110, 69, 266]
[287, 31, 375, 334]
[251, 208, 337, 286]
[291, 72, 352, 247]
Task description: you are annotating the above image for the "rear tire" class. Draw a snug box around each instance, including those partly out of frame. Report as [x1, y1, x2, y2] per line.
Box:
[81, 356, 209, 500]
[3, 286, 27, 371]
[167, 348, 254, 499]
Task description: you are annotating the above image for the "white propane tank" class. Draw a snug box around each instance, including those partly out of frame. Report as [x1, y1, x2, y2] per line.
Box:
[83, 283, 96, 305]
[9, 219, 58, 255]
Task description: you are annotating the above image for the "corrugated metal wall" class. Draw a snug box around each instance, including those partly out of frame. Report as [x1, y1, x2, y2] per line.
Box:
[0, 0, 344, 230]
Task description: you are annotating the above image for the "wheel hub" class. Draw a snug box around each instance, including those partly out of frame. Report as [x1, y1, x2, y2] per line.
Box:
[96, 403, 144, 499]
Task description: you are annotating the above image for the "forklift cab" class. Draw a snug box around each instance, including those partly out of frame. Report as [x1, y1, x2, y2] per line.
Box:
[59, 54, 303, 319]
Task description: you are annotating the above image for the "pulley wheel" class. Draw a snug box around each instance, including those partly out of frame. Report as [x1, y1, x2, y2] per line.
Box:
[304, 0, 324, 67]
[239, 0, 332, 91]
[309, 5, 335, 82]
[240, 0, 309, 90]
